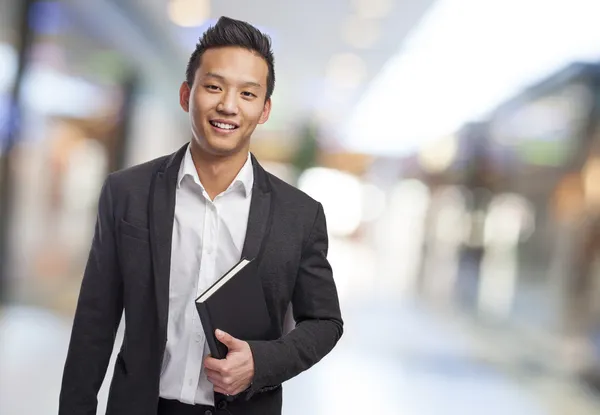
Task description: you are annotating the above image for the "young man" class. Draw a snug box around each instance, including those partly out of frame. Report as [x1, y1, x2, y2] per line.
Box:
[58, 16, 343, 415]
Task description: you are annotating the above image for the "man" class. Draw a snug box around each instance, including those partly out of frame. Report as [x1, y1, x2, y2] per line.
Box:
[59, 16, 343, 415]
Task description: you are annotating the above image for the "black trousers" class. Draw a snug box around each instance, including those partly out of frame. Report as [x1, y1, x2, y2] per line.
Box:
[157, 398, 225, 415]
[158, 390, 280, 415]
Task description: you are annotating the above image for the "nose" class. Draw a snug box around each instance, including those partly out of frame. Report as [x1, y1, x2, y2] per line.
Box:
[217, 90, 238, 115]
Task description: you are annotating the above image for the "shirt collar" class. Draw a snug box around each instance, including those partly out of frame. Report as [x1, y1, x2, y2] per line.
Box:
[229, 152, 254, 197]
[177, 144, 254, 198]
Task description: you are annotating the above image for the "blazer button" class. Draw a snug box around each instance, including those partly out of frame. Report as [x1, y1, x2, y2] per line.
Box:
[217, 401, 227, 410]
[204, 410, 213, 415]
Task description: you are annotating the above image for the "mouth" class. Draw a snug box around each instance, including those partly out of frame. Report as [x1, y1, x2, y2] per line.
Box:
[209, 120, 239, 133]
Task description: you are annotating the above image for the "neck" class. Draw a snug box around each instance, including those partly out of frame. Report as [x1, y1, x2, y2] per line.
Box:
[189, 142, 248, 200]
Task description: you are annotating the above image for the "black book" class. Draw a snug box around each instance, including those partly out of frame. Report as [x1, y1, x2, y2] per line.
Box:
[195, 257, 271, 359]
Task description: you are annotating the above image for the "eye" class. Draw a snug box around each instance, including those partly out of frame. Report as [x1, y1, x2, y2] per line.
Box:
[241, 91, 257, 98]
[205, 84, 221, 91]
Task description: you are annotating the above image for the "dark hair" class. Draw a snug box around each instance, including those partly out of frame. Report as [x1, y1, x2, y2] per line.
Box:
[185, 16, 275, 101]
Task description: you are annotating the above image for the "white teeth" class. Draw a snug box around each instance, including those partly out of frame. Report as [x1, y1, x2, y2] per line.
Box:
[212, 121, 236, 130]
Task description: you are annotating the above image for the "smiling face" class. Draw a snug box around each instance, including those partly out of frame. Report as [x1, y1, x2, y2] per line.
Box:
[179, 46, 272, 158]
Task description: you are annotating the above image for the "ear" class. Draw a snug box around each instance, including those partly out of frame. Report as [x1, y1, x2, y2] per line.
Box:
[258, 98, 272, 124]
[179, 81, 191, 113]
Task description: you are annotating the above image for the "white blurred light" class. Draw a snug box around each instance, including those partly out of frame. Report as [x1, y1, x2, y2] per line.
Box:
[326, 53, 367, 90]
[390, 179, 430, 215]
[168, 0, 210, 28]
[432, 186, 470, 245]
[341, 15, 381, 49]
[0, 43, 17, 93]
[380, 179, 430, 297]
[361, 183, 386, 222]
[297, 167, 363, 237]
[346, 0, 600, 155]
[418, 134, 458, 173]
[484, 193, 535, 247]
[478, 192, 534, 320]
[421, 185, 467, 303]
[353, 0, 393, 19]
[22, 68, 108, 117]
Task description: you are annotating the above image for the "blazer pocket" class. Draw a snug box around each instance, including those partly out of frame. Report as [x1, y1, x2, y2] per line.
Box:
[119, 218, 149, 242]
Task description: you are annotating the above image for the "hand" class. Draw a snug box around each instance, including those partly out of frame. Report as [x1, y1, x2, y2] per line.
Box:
[204, 329, 255, 396]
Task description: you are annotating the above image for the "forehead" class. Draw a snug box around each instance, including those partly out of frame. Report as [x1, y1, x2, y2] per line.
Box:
[197, 47, 268, 85]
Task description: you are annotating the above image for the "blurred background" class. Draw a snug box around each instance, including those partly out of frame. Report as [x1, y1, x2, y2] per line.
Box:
[2, 0, 600, 414]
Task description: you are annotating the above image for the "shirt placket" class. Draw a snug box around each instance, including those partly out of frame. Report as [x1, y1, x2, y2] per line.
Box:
[198, 200, 218, 295]
[186, 198, 220, 402]
[178, 197, 202, 402]
[180, 196, 215, 402]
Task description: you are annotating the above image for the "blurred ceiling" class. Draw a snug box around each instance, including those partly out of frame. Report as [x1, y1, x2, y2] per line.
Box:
[119, 0, 438, 137]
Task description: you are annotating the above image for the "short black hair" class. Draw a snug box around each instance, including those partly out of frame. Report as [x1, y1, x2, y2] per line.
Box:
[185, 16, 275, 101]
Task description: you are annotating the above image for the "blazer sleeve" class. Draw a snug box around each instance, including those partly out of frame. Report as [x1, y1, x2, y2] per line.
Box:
[246, 202, 343, 397]
[59, 175, 124, 415]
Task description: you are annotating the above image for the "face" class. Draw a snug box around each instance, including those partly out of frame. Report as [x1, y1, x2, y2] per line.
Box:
[179, 46, 271, 158]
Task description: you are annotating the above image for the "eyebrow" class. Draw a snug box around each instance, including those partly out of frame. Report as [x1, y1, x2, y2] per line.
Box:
[204, 72, 262, 89]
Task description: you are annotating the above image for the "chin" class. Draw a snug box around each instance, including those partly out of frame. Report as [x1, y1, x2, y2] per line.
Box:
[204, 142, 244, 157]
[211, 139, 249, 155]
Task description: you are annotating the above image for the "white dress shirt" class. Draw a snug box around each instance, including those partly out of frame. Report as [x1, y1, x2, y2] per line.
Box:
[159, 144, 253, 405]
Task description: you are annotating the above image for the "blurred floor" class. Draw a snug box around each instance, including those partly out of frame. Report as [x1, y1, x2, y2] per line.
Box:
[2, 300, 600, 415]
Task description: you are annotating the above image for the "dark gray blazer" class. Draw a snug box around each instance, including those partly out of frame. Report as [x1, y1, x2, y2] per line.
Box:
[58, 144, 343, 415]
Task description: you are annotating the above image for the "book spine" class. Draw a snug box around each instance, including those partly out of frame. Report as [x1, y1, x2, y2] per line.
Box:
[195, 302, 225, 359]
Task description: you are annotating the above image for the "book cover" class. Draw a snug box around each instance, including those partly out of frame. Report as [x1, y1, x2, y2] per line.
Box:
[195, 258, 271, 359]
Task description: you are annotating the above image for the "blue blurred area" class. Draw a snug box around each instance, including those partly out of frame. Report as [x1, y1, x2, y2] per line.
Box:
[29, 1, 68, 35]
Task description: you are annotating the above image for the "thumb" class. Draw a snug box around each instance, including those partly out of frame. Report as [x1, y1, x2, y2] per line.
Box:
[216, 329, 242, 349]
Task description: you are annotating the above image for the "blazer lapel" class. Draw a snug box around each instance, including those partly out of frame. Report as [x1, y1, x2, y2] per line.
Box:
[242, 154, 273, 262]
[149, 144, 187, 344]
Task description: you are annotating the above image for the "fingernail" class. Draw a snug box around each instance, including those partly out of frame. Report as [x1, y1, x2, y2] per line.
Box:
[216, 329, 223, 337]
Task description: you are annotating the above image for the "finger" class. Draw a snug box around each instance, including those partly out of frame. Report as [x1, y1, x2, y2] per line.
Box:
[214, 386, 230, 395]
[229, 382, 249, 396]
[204, 356, 226, 372]
[215, 329, 242, 349]
[205, 368, 222, 380]
[207, 375, 226, 390]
